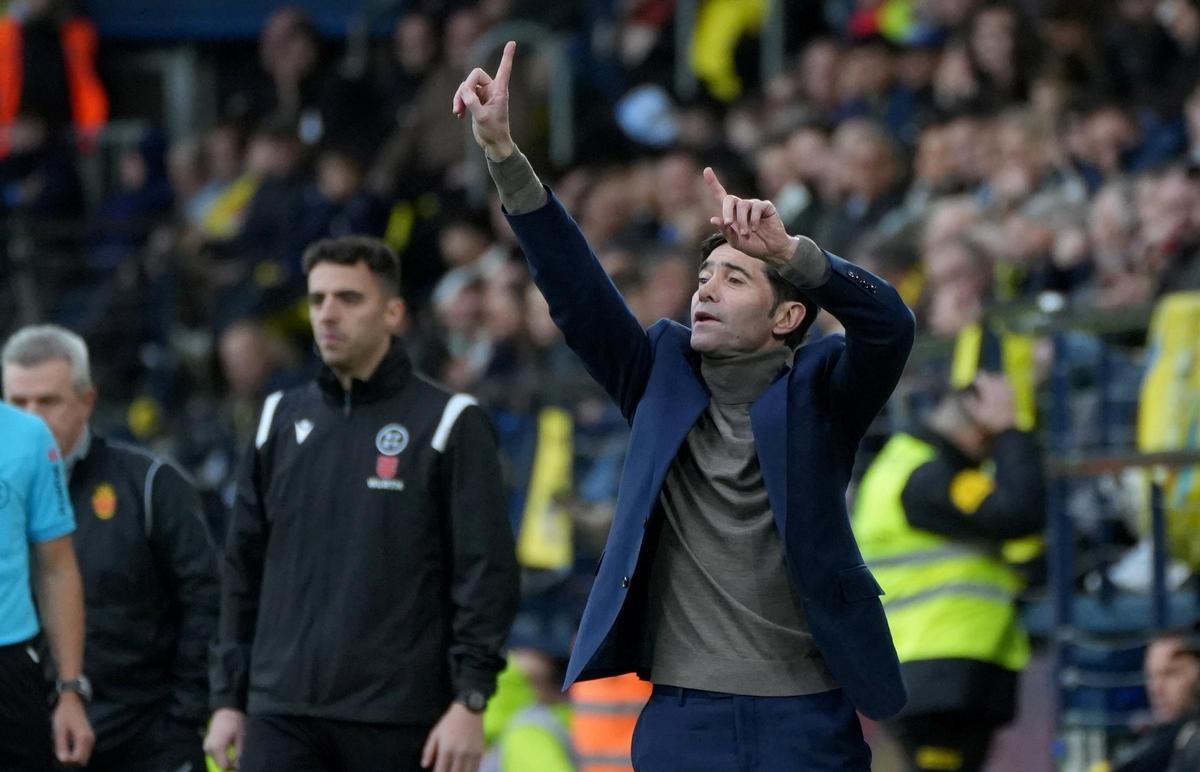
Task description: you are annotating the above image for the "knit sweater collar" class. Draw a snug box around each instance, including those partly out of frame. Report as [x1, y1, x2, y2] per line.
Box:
[700, 346, 792, 405]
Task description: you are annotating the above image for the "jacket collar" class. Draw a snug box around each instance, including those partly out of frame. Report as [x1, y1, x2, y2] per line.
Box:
[317, 337, 413, 408]
[66, 428, 114, 485]
[62, 424, 96, 481]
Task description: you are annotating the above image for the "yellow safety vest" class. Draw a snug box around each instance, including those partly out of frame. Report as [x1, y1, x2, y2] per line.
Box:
[1137, 292, 1200, 569]
[516, 407, 574, 571]
[852, 433, 1029, 671]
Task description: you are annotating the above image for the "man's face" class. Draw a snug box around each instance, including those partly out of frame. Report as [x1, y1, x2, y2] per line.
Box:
[218, 323, 272, 400]
[4, 359, 94, 454]
[394, 15, 436, 73]
[690, 244, 799, 354]
[971, 7, 1015, 77]
[800, 41, 839, 106]
[786, 128, 830, 186]
[915, 126, 955, 188]
[1146, 638, 1200, 723]
[834, 125, 898, 203]
[308, 261, 404, 377]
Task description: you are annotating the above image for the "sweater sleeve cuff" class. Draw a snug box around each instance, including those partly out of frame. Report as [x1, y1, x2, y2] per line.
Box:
[487, 149, 548, 215]
[777, 236, 832, 290]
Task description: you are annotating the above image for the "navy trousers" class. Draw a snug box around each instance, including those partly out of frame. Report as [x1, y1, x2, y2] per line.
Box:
[632, 686, 871, 772]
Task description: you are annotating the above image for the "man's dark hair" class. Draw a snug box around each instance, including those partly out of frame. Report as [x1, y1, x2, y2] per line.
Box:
[302, 236, 402, 296]
[1154, 624, 1200, 659]
[699, 232, 819, 348]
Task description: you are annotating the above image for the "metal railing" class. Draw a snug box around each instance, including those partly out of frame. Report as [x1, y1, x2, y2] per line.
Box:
[1036, 319, 1200, 772]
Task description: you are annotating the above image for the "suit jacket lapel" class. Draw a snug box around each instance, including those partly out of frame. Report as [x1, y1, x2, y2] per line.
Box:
[750, 375, 790, 541]
[650, 353, 710, 483]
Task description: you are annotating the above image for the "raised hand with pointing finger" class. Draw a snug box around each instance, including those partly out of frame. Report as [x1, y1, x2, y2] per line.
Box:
[453, 40, 516, 161]
[702, 166, 801, 270]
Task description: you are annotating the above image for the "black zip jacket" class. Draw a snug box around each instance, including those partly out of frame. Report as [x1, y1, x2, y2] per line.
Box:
[67, 433, 219, 751]
[209, 340, 518, 726]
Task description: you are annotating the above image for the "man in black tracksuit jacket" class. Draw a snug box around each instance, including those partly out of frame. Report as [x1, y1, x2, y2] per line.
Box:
[3, 324, 219, 771]
[68, 433, 218, 769]
[206, 236, 519, 772]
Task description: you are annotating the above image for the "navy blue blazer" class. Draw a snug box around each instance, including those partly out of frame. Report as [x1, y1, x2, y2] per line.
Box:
[506, 191, 915, 721]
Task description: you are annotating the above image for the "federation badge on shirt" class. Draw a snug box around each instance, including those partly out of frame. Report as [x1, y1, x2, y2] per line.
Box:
[375, 424, 409, 456]
[92, 483, 117, 520]
[368, 424, 408, 491]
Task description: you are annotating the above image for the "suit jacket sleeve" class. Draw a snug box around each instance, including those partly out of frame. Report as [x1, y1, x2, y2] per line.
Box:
[209, 432, 271, 711]
[439, 405, 519, 698]
[801, 250, 916, 438]
[505, 190, 652, 422]
[148, 463, 220, 723]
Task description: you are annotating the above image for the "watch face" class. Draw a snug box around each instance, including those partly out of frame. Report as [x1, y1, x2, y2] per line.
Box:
[463, 691, 487, 712]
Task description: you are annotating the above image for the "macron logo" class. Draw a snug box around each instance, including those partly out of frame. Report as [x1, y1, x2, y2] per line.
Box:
[295, 419, 314, 444]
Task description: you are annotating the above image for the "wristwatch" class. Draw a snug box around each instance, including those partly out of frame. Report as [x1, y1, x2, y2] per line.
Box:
[455, 690, 487, 713]
[56, 675, 93, 703]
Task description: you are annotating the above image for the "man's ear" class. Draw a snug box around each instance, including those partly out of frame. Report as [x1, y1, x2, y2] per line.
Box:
[80, 386, 98, 414]
[386, 296, 408, 336]
[772, 301, 805, 339]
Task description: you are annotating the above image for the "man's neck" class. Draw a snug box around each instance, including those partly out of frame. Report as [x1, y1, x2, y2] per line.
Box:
[63, 425, 91, 479]
[334, 339, 392, 392]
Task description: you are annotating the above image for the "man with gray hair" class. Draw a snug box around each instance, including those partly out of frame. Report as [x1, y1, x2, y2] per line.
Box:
[3, 324, 219, 772]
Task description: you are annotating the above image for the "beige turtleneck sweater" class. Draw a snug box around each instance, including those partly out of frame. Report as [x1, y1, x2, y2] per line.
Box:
[646, 347, 837, 696]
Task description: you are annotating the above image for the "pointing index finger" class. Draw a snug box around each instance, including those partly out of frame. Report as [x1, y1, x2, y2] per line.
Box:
[495, 41, 516, 90]
[703, 166, 728, 204]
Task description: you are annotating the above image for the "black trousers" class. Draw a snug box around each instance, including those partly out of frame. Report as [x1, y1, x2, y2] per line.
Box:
[0, 640, 55, 772]
[241, 714, 430, 772]
[85, 712, 206, 772]
[887, 712, 1002, 772]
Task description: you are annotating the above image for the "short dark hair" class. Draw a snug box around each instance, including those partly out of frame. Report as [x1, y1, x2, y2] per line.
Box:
[699, 232, 818, 348]
[302, 236, 401, 295]
[1152, 624, 1200, 659]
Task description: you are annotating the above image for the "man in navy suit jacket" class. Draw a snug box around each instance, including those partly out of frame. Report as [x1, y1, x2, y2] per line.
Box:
[455, 43, 915, 771]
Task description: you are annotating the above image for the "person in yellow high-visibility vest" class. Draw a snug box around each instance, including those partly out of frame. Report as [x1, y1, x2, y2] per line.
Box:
[481, 649, 576, 772]
[852, 373, 1045, 772]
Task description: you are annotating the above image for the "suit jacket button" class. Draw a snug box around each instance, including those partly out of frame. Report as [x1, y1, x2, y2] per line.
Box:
[621, 576, 630, 588]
